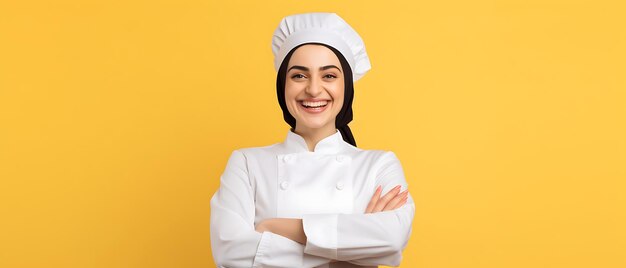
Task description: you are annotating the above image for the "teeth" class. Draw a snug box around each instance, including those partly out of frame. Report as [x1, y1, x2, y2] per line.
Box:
[302, 100, 328, 108]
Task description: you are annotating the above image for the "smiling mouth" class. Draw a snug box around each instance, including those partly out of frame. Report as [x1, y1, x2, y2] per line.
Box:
[298, 100, 330, 114]
[300, 100, 329, 108]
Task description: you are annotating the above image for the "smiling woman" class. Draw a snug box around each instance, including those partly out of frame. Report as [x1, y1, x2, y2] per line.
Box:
[210, 13, 415, 268]
[282, 44, 348, 150]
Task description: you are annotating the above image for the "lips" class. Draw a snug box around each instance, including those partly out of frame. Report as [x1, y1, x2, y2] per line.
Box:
[301, 100, 328, 108]
[298, 100, 330, 114]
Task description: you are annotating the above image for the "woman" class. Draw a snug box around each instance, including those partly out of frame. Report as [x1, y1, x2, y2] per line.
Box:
[210, 13, 415, 267]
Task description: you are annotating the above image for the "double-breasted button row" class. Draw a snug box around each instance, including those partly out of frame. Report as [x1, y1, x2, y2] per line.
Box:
[279, 154, 348, 191]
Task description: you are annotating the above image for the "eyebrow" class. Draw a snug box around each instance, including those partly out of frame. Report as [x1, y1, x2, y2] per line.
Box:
[288, 65, 342, 73]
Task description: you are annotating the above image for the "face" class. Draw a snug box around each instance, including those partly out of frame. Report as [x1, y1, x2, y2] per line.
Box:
[284, 44, 345, 133]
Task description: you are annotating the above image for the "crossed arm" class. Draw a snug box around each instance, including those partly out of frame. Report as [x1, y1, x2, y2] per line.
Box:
[254, 185, 410, 245]
[210, 150, 414, 267]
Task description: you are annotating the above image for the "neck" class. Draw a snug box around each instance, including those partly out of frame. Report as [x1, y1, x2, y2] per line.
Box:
[293, 124, 337, 152]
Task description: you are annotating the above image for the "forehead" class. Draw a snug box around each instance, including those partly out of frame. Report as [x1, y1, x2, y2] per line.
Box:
[288, 44, 342, 69]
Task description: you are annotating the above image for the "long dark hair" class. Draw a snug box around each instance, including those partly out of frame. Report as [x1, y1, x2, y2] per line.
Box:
[275, 43, 357, 147]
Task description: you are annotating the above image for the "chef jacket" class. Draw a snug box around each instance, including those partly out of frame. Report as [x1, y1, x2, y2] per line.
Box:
[210, 129, 415, 267]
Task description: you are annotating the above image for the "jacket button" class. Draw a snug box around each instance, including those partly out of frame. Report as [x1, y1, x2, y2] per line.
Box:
[283, 155, 294, 163]
[336, 155, 345, 162]
[280, 181, 289, 190]
[336, 181, 344, 190]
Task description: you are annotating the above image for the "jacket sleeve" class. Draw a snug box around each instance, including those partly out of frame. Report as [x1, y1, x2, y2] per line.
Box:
[210, 150, 333, 268]
[301, 151, 415, 267]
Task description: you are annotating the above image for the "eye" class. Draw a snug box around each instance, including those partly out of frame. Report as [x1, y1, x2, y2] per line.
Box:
[291, 73, 307, 80]
[323, 74, 337, 79]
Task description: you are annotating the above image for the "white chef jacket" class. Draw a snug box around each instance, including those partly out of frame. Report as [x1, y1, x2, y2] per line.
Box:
[210, 129, 415, 268]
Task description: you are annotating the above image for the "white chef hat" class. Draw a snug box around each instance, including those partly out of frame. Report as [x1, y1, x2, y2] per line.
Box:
[271, 12, 371, 82]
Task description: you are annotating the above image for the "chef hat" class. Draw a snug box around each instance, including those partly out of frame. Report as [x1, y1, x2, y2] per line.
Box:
[271, 12, 371, 82]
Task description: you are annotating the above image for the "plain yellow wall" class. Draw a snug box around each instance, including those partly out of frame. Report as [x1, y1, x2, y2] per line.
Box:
[1, 0, 625, 267]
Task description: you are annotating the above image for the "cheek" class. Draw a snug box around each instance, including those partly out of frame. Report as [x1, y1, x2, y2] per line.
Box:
[330, 84, 345, 108]
[283, 83, 301, 116]
[284, 84, 298, 101]
[284, 79, 304, 98]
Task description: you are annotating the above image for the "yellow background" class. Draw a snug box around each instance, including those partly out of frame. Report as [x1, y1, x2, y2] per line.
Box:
[1, 0, 625, 267]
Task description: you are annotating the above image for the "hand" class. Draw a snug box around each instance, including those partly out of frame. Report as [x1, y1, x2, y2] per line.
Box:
[365, 185, 408, 213]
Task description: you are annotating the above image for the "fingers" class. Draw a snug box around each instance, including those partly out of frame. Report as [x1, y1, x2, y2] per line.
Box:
[365, 185, 382, 213]
[372, 185, 402, 213]
[383, 189, 409, 211]
[365, 185, 410, 213]
[391, 192, 409, 210]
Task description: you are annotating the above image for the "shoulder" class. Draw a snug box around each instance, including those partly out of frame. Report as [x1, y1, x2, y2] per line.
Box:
[349, 147, 401, 163]
[228, 142, 282, 160]
[222, 144, 281, 176]
[345, 147, 404, 174]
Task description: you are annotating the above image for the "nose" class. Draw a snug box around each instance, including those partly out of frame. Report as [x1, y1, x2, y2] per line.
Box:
[305, 76, 323, 96]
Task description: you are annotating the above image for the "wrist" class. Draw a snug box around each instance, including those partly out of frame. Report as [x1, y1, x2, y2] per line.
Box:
[255, 219, 273, 233]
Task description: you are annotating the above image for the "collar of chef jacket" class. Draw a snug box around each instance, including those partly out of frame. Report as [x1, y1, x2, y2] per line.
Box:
[284, 129, 351, 154]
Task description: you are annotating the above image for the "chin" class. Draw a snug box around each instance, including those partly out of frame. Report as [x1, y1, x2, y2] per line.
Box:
[297, 119, 333, 130]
